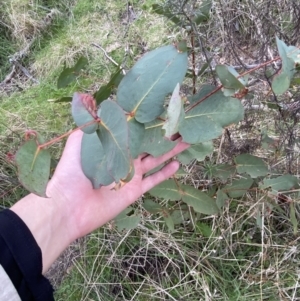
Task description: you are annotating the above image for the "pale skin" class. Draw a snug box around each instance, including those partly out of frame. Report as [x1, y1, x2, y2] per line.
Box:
[10, 130, 189, 274]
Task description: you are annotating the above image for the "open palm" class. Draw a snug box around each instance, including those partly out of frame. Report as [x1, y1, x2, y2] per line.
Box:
[47, 130, 189, 241]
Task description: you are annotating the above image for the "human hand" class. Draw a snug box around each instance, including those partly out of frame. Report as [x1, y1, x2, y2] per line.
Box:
[47, 130, 189, 241]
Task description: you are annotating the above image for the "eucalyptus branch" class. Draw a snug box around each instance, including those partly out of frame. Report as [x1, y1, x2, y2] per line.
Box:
[185, 85, 222, 113]
[38, 120, 99, 149]
[185, 56, 282, 113]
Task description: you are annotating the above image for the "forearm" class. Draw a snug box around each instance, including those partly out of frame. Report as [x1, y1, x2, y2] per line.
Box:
[10, 192, 74, 274]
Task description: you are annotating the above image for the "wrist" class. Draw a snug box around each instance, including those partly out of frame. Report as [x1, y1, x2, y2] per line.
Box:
[10, 191, 74, 273]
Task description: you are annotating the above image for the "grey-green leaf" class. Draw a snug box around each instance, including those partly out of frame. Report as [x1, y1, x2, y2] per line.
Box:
[149, 180, 219, 215]
[143, 199, 163, 214]
[162, 83, 184, 138]
[181, 184, 219, 215]
[149, 179, 181, 200]
[71, 93, 98, 134]
[139, 119, 176, 157]
[15, 137, 51, 197]
[81, 132, 114, 188]
[179, 86, 244, 144]
[216, 65, 247, 96]
[175, 167, 188, 177]
[128, 118, 145, 159]
[212, 164, 236, 181]
[272, 37, 296, 95]
[260, 175, 299, 193]
[223, 178, 254, 198]
[272, 72, 291, 95]
[287, 45, 300, 63]
[114, 207, 141, 231]
[235, 154, 268, 178]
[177, 141, 213, 164]
[117, 44, 188, 123]
[98, 100, 131, 182]
[188, 85, 216, 104]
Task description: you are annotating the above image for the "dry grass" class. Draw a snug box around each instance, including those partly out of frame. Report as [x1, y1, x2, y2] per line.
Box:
[1, 0, 300, 300]
[0, 0, 68, 47]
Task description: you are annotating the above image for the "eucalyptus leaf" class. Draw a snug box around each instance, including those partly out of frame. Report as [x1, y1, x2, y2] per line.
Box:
[81, 132, 114, 188]
[272, 37, 295, 95]
[117, 44, 188, 123]
[216, 65, 247, 96]
[149, 179, 182, 200]
[179, 86, 244, 144]
[128, 118, 145, 159]
[143, 199, 163, 214]
[287, 45, 300, 64]
[15, 135, 51, 197]
[260, 175, 299, 193]
[97, 100, 131, 182]
[177, 141, 213, 164]
[222, 178, 254, 198]
[162, 83, 184, 138]
[181, 184, 219, 215]
[150, 180, 219, 215]
[272, 72, 291, 95]
[235, 154, 268, 178]
[144, 163, 165, 177]
[188, 85, 215, 104]
[114, 207, 141, 231]
[57, 67, 76, 89]
[71, 93, 98, 134]
[139, 119, 176, 157]
[175, 167, 188, 177]
[212, 164, 236, 181]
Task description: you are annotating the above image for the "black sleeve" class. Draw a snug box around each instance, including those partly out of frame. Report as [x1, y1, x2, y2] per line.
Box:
[0, 209, 54, 301]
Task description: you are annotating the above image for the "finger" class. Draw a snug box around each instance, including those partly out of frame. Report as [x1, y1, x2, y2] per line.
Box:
[141, 140, 189, 174]
[53, 130, 83, 174]
[170, 133, 181, 141]
[139, 152, 150, 160]
[141, 160, 179, 193]
[62, 130, 83, 158]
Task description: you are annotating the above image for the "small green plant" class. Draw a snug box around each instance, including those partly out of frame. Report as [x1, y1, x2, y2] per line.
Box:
[14, 36, 300, 231]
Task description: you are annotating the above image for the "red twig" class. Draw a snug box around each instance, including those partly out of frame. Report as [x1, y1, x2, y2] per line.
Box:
[238, 56, 281, 78]
[38, 120, 99, 149]
[184, 56, 282, 113]
[185, 85, 223, 113]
